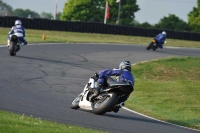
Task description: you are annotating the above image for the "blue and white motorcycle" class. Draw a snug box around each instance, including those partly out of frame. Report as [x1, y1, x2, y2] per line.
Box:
[71, 76, 133, 115]
[146, 38, 167, 51]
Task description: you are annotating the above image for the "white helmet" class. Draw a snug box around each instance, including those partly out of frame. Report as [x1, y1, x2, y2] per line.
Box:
[119, 61, 132, 71]
[15, 20, 22, 25]
[162, 31, 166, 35]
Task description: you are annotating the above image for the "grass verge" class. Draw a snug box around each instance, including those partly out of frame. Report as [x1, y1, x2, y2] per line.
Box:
[128, 57, 200, 130]
[0, 111, 106, 133]
[1, 27, 200, 47]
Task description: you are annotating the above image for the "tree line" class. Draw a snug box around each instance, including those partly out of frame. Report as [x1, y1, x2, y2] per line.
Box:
[0, 0, 61, 20]
[1, 0, 200, 33]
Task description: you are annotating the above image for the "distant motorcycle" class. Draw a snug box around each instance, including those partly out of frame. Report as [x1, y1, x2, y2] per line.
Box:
[146, 39, 159, 51]
[8, 35, 22, 56]
[146, 39, 166, 51]
[71, 76, 133, 115]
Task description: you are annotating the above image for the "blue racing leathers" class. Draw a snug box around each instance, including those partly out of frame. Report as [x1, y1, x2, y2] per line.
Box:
[8, 25, 27, 44]
[97, 68, 134, 103]
[98, 68, 134, 87]
[154, 33, 166, 49]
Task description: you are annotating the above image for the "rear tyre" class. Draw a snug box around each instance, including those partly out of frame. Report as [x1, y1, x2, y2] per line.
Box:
[71, 95, 82, 109]
[93, 92, 118, 115]
[153, 45, 158, 51]
[9, 41, 16, 56]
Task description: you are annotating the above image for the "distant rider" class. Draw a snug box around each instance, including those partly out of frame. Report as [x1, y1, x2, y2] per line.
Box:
[154, 31, 167, 49]
[7, 20, 28, 47]
[89, 61, 135, 112]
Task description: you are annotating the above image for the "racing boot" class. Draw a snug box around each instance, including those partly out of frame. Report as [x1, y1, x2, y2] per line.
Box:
[112, 102, 124, 113]
[24, 40, 28, 45]
[19, 39, 28, 47]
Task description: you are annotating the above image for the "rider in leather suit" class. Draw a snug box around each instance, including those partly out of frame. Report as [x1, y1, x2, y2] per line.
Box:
[89, 61, 135, 112]
[154, 31, 167, 49]
[7, 20, 28, 47]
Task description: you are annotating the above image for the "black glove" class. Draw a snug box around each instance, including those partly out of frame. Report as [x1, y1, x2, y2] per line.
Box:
[91, 72, 99, 81]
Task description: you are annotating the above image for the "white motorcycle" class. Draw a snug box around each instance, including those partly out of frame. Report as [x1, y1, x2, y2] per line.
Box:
[71, 76, 133, 115]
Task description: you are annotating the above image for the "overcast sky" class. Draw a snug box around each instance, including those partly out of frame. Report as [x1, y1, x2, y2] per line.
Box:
[4, 0, 197, 24]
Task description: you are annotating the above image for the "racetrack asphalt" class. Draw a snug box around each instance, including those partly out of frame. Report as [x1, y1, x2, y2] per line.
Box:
[0, 43, 200, 133]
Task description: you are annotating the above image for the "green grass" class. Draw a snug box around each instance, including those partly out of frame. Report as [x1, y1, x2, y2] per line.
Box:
[0, 111, 106, 133]
[127, 57, 200, 130]
[1, 27, 200, 47]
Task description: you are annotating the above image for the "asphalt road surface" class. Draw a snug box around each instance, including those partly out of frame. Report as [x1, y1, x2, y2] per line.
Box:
[0, 43, 200, 133]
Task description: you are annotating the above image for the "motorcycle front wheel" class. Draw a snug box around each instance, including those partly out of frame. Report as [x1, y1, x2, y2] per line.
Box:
[71, 95, 82, 109]
[92, 92, 118, 115]
[146, 42, 153, 50]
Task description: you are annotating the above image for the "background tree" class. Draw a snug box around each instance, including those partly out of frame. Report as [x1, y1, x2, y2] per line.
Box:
[135, 22, 155, 28]
[56, 12, 62, 20]
[61, 0, 139, 25]
[155, 14, 190, 31]
[35, 12, 61, 20]
[13, 9, 40, 18]
[40, 12, 53, 19]
[109, 0, 139, 25]
[61, 0, 104, 22]
[0, 0, 13, 16]
[188, 0, 200, 32]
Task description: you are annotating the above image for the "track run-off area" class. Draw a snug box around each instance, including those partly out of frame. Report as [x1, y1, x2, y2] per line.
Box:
[0, 43, 200, 133]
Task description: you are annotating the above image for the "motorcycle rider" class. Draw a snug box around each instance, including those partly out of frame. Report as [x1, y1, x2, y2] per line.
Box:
[154, 31, 167, 49]
[7, 20, 28, 47]
[89, 61, 134, 112]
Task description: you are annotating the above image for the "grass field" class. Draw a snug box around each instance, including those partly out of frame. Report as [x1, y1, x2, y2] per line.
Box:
[0, 111, 106, 133]
[127, 57, 200, 130]
[0, 27, 200, 131]
[1, 27, 200, 47]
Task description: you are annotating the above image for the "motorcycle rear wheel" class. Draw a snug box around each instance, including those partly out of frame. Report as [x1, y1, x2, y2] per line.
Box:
[9, 41, 16, 56]
[93, 92, 118, 115]
[153, 45, 158, 51]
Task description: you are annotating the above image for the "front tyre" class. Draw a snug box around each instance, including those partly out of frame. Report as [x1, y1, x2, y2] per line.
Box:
[9, 41, 16, 56]
[146, 42, 153, 50]
[71, 95, 82, 109]
[93, 92, 118, 115]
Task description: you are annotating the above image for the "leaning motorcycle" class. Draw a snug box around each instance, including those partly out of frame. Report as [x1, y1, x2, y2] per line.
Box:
[146, 38, 159, 51]
[71, 76, 133, 115]
[8, 35, 21, 56]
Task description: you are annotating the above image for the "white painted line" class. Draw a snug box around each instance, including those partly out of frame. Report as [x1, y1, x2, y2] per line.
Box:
[165, 46, 200, 50]
[0, 45, 6, 47]
[122, 107, 200, 132]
